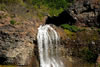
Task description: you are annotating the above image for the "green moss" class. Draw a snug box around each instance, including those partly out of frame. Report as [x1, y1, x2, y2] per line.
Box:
[38, 13, 44, 20]
[0, 0, 24, 4]
[91, 27, 95, 30]
[61, 24, 81, 32]
[97, 29, 100, 33]
[80, 47, 97, 63]
[0, 3, 6, 11]
[97, 64, 100, 67]
[91, 31, 99, 41]
[49, 8, 63, 16]
[0, 65, 16, 67]
[64, 29, 77, 39]
[64, 29, 73, 34]
[0, 0, 72, 16]
[10, 20, 16, 25]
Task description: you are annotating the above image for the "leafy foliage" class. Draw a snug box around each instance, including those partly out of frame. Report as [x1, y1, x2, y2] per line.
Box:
[80, 47, 97, 63]
[31, 0, 73, 16]
[61, 24, 80, 32]
[0, 0, 73, 8]
[97, 29, 100, 33]
[30, 0, 72, 9]
[0, 3, 6, 11]
[0, 65, 16, 67]
[0, 0, 73, 16]
[10, 20, 16, 25]
[0, 0, 24, 4]
[49, 8, 63, 16]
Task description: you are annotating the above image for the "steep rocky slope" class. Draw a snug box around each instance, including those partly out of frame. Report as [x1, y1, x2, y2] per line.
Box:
[0, 0, 100, 67]
[68, 0, 100, 27]
[0, 11, 41, 66]
[45, 0, 100, 66]
[46, 0, 100, 27]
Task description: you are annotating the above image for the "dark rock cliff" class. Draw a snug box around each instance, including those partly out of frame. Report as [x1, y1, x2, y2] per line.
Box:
[68, 0, 100, 27]
[45, 0, 100, 66]
[46, 0, 100, 27]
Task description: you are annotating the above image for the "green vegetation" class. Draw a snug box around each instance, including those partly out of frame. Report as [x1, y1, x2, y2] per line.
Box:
[91, 27, 95, 30]
[0, 3, 6, 11]
[0, 65, 16, 67]
[30, 0, 72, 9]
[0, 0, 73, 16]
[0, 0, 24, 5]
[97, 29, 100, 33]
[61, 24, 80, 32]
[49, 8, 63, 16]
[80, 47, 97, 63]
[31, 0, 73, 16]
[10, 20, 16, 25]
[97, 64, 100, 67]
[64, 29, 77, 39]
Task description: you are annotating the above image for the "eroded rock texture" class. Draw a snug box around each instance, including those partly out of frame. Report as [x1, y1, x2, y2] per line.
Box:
[46, 0, 100, 27]
[68, 0, 100, 27]
[0, 11, 40, 66]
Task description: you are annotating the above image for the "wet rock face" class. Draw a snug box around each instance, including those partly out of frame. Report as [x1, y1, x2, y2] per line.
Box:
[68, 0, 100, 27]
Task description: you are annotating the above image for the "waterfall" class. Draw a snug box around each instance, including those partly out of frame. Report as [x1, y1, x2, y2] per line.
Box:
[37, 25, 64, 67]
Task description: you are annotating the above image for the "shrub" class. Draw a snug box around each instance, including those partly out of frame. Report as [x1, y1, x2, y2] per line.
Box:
[0, 0, 74, 16]
[61, 24, 80, 32]
[0, 0, 24, 6]
[0, 0, 74, 17]
[80, 47, 97, 63]
[32, 0, 73, 16]
[98, 64, 100, 67]
[97, 29, 100, 33]
[64, 29, 77, 39]
[23, 0, 73, 9]
[0, 65, 16, 67]
[0, 3, 6, 11]
[49, 8, 63, 16]
[91, 27, 95, 30]
[10, 20, 16, 25]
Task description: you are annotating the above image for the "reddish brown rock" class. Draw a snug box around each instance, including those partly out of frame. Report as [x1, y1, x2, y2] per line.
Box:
[0, 11, 43, 66]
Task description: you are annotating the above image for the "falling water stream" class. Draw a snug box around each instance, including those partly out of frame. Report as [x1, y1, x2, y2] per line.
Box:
[37, 25, 64, 67]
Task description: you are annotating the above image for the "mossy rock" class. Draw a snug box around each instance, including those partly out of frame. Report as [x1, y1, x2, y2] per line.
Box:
[0, 65, 16, 67]
[61, 24, 81, 32]
[80, 47, 97, 63]
[10, 20, 16, 25]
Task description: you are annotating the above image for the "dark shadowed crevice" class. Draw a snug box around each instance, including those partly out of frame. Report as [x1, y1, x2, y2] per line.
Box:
[0, 57, 7, 64]
[80, 1, 96, 14]
[33, 39, 40, 67]
[46, 10, 76, 26]
[97, 14, 100, 27]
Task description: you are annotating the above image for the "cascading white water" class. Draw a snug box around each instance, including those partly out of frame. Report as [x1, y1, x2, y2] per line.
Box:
[37, 25, 64, 67]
